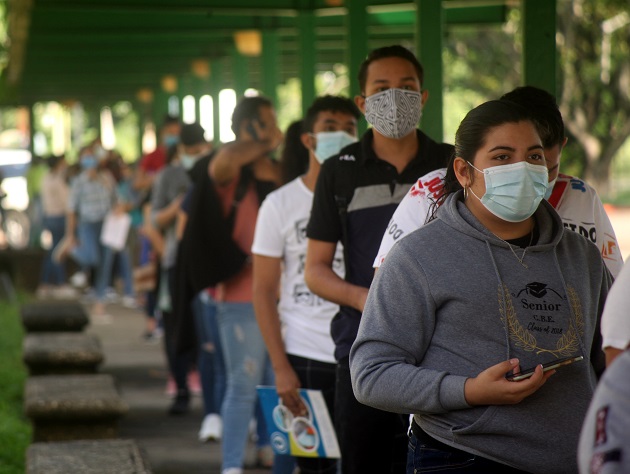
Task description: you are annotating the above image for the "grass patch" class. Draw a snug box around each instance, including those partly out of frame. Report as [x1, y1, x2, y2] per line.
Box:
[0, 294, 31, 474]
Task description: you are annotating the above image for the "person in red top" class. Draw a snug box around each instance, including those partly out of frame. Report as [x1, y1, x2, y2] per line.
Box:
[134, 115, 182, 192]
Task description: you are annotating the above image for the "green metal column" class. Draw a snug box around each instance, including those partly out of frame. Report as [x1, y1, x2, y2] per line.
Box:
[153, 90, 170, 127]
[232, 48, 249, 99]
[522, 0, 557, 96]
[298, 10, 316, 114]
[28, 104, 35, 155]
[416, 0, 444, 142]
[210, 60, 223, 145]
[262, 30, 279, 107]
[346, 0, 368, 100]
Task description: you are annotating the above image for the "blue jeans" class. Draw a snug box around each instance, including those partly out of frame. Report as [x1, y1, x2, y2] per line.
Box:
[40, 215, 66, 285]
[71, 220, 108, 300]
[192, 291, 226, 415]
[407, 422, 530, 473]
[99, 246, 134, 299]
[217, 301, 272, 470]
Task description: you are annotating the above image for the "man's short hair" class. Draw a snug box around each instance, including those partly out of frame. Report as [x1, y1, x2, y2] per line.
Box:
[180, 122, 206, 146]
[500, 86, 565, 149]
[303, 95, 361, 133]
[231, 96, 273, 137]
[358, 45, 424, 93]
[161, 114, 181, 130]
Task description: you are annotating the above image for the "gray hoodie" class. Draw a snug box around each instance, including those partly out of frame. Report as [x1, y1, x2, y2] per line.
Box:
[350, 191, 612, 474]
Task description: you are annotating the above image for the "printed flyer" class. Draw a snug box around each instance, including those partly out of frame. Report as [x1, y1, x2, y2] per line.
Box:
[256, 386, 340, 459]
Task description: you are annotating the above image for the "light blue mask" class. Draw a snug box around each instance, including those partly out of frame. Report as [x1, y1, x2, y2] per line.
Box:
[81, 155, 97, 170]
[313, 131, 357, 163]
[468, 161, 548, 222]
[180, 153, 200, 170]
[164, 134, 179, 147]
[544, 177, 557, 200]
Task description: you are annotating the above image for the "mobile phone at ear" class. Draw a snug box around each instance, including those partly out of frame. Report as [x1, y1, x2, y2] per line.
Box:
[505, 355, 584, 381]
[247, 119, 261, 141]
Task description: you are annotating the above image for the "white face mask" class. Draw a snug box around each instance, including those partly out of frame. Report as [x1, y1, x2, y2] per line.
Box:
[312, 131, 358, 163]
[364, 88, 423, 139]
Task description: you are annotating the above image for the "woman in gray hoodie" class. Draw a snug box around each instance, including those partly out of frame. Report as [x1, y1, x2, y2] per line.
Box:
[350, 100, 612, 474]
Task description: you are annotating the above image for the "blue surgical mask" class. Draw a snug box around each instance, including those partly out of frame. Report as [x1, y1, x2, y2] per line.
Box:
[312, 131, 357, 163]
[164, 134, 179, 147]
[467, 161, 548, 222]
[81, 155, 98, 170]
[544, 177, 557, 200]
[180, 153, 201, 170]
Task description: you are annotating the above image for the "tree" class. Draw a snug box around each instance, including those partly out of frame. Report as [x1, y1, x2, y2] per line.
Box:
[558, 0, 630, 195]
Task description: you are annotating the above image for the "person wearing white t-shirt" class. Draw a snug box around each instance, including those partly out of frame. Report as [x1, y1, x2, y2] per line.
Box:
[601, 260, 630, 365]
[374, 86, 623, 279]
[252, 96, 360, 473]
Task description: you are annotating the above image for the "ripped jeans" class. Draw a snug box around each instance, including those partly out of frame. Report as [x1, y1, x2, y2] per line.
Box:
[216, 301, 272, 470]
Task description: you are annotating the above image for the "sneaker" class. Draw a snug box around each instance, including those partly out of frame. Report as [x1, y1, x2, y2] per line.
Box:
[165, 376, 177, 397]
[168, 390, 190, 415]
[188, 370, 202, 396]
[104, 287, 120, 303]
[52, 285, 79, 299]
[256, 446, 274, 469]
[198, 413, 223, 442]
[70, 271, 88, 288]
[121, 295, 137, 309]
[36, 286, 52, 299]
[222, 469, 243, 474]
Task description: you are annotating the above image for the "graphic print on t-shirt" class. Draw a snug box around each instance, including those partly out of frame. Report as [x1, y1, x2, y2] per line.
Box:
[295, 218, 308, 245]
[499, 282, 583, 358]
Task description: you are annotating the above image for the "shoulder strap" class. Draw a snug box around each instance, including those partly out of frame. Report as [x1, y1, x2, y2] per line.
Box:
[225, 166, 252, 230]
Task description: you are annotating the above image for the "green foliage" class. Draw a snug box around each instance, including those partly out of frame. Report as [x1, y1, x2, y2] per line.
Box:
[0, 295, 31, 474]
[557, 0, 630, 194]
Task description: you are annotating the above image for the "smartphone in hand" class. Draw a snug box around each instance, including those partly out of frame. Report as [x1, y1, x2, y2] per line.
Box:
[505, 355, 584, 381]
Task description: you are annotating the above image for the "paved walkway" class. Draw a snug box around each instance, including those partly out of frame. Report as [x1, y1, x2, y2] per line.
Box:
[85, 301, 271, 474]
[77, 206, 630, 474]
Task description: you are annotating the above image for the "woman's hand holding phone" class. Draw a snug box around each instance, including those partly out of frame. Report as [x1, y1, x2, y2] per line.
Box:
[464, 358, 554, 406]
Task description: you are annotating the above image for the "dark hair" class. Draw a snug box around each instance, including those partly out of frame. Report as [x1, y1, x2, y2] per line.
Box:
[47, 154, 64, 170]
[280, 120, 310, 184]
[500, 86, 565, 149]
[358, 45, 424, 93]
[429, 100, 536, 221]
[180, 122, 206, 146]
[231, 96, 273, 138]
[161, 114, 181, 129]
[302, 95, 360, 133]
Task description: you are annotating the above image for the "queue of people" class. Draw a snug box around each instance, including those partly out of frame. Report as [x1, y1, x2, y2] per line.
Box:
[28, 43, 628, 474]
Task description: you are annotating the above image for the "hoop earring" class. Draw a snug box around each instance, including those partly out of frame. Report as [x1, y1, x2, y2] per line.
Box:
[463, 186, 468, 200]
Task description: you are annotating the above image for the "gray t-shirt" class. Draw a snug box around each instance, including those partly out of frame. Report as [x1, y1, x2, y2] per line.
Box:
[150, 163, 191, 268]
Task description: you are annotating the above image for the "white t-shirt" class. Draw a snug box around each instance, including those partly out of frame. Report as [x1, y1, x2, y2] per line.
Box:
[374, 170, 624, 278]
[252, 177, 344, 364]
[601, 260, 630, 350]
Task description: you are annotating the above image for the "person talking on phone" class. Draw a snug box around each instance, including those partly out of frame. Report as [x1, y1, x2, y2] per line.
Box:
[206, 96, 293, 474]
[350, 100, 612, 474]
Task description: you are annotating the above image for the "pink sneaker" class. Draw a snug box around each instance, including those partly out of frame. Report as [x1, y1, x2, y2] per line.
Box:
[188, 370, 202, 396]
[165, 376, 177, 397]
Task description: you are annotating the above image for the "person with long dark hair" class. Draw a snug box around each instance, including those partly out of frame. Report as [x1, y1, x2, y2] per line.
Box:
[351, 100, 612, 473]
